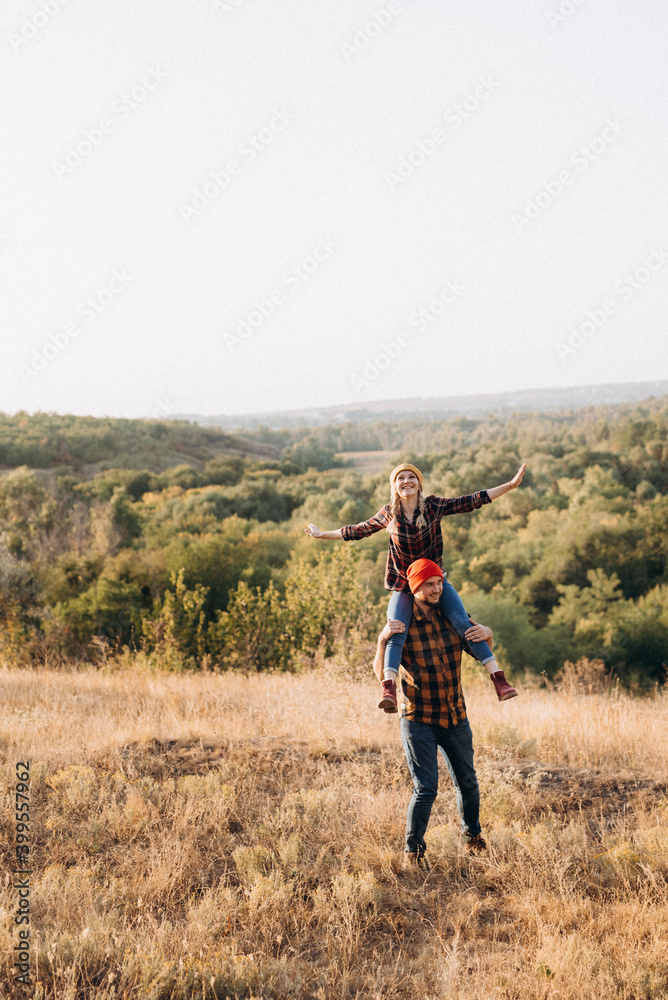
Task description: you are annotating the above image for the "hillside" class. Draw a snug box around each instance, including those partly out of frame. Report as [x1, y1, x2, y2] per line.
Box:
[177, 380, 668, 431]
[0, 412, 279, 477]
[0, 397, 666, 685]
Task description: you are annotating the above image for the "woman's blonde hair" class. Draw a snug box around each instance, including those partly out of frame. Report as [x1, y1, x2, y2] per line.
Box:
[387, 485, 427, 534]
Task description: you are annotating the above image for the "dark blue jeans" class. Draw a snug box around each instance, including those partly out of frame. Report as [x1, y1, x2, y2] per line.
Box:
[400, 716, 481, 854]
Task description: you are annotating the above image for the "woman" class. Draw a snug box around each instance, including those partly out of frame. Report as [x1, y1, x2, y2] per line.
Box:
[305, 461, 526, 709]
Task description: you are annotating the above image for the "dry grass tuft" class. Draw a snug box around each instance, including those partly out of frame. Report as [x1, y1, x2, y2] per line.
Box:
[1, 661, 668, 998]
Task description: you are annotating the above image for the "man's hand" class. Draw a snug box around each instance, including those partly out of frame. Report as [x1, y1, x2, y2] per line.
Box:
[304, 522, 323, 537]
[373, 619, 406, 682]
[464, 620, 493, 645]
[379, 619, 406, 643]
[509, 463, 527, 489]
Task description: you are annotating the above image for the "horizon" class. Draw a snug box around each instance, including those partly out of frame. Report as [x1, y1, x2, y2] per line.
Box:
[3, 376, 667, 424]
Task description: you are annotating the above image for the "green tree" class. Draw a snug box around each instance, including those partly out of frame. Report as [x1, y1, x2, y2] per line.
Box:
[208, 581, 292, 672]
[142, 569, 210, 668]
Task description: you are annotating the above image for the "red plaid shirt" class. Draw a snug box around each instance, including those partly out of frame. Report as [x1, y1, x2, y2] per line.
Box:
[399, 603, 471, 727]
[341, 491, 490, 591]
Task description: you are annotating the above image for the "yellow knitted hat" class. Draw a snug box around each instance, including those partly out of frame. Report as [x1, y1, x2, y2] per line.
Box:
[389, 463, 424, 491]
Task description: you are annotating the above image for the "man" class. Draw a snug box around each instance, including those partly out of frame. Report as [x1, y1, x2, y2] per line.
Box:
[373, 557, 501, 867]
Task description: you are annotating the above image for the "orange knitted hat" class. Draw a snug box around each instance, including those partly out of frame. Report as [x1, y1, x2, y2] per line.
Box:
[406, 558, 443, 594]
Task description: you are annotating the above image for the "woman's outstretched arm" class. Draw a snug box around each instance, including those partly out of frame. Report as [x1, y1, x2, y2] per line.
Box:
[429, 464, 526, 517]
[304, 524, 343, 540]
[485, 463, 527, 500]
[305, 506, 390, 541]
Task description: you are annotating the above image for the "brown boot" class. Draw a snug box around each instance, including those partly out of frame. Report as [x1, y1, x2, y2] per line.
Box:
[403, 848, 429, 870]
[465, 833, 487, 854]
[378, 678, 398, 713]
[490, 670, 518, 701]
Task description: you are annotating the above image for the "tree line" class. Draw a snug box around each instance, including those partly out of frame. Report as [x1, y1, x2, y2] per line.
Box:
[0, 398, 666, 686]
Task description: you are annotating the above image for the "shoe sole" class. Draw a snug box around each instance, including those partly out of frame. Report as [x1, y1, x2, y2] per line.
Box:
[378, 697, 397, 711]
[497, 690, 518, 701]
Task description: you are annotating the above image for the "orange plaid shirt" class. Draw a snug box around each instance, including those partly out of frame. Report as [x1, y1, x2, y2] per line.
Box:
[399, 602, 472, 727]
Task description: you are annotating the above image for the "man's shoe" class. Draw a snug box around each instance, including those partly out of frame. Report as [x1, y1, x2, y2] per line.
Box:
[403, 849, 428, 870]
[490, 670, 518, 701]
[378, 678, 398, 713]
[465, 833, 487, 854]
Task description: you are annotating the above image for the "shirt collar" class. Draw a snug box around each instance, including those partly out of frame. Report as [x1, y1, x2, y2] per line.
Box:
[412, 601, 443, 623]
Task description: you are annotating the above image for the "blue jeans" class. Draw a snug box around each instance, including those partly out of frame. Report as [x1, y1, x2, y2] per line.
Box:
[384, 583, 495, 675]
[400, 716, 481, 853]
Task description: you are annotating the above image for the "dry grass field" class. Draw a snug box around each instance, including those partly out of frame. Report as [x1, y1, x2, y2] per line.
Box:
[1, 656, 668, 999]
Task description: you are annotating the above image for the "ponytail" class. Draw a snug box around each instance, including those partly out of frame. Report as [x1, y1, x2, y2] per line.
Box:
[416, 490, 427, 528]
[386, 490, 402, 534]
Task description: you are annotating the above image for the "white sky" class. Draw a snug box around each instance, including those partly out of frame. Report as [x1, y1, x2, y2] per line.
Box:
[2, 0, 667, 419]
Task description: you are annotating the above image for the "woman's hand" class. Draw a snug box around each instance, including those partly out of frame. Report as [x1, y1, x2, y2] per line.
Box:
[486, 463, 527, 500]
[304, 524, 343, 540]
[509, 463, 527, 489]
[379, 619, 406, 643]
[464, 620, 493, 644]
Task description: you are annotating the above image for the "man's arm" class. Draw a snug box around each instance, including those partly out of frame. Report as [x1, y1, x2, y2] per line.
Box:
[463, 618, 493, 651]
[373, 620, 406, 682]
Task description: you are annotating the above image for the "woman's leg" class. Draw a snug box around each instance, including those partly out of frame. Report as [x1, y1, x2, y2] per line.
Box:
[384, 590, 414, 678]
[439, 579, 497, 670]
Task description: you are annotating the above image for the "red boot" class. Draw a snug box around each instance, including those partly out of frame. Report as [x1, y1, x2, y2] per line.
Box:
[378, 678, 398, 713]
[490, 670, 518, 701]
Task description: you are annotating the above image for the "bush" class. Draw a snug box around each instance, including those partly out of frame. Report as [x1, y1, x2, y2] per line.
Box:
[282, 546, 382, 658]
[461, 586, 574, 676]
[54, 576, 145, 652]
[142, 569, 210, 669]
[208, 581, 293, 671]
[207, 547, 383, 672]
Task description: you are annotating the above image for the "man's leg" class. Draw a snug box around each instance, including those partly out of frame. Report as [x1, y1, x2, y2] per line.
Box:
[435, 718, 482, 840]
[400, 718, 439, 857]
